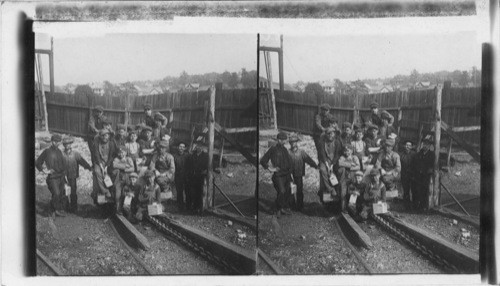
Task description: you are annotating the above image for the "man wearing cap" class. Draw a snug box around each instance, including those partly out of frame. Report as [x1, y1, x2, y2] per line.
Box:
[369, 101, 394, 131]
[260, 132, 293, 215]
[186, 142, 209, 213]
[112, 146, 135, 214]
[122, 172, 139, 220]
[87, 105, 106, 164]
[114, 124, 128, 150]
[62, 137, 92, 213]
[338, 145, 361, 211]
[141, 104, 156, 129]
[351, 126, 368, 170]
[346, 170, 366, 218]
[125, 130, 141, 172]
[36, 134, 68, 217]
[360, 168, 387, 220]
[174, 142, 190, 210]
[339, 122, 354, 148]
[91, 128, 117, 203]
[375, 138, 401, 192]
[149, 140, 175, 194]
[317, 127, 343, 204]
[412, 138, 435, 211]
[364, 124, 382, 164]
[288, 135, 318, 211]
[312, 103, 332, 155]
[399, 140, 416, 208]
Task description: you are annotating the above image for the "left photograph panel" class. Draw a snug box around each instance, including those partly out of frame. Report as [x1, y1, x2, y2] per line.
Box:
[34, 30, 258, 275]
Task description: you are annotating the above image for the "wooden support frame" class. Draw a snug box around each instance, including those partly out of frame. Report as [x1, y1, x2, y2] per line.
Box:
[206, 85, 216, 210]
[441, 121, 480, 162]
[430, 84, 442, 209]
[264, 51, 278, 130]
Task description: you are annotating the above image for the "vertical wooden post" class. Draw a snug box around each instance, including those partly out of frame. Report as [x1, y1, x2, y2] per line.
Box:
[279, 35, 284, 93]
[417, 123, 424, 152]
[265, 52, 278, 130]
[219, 138, 225, 169]
[37, 54, 49, 133]
[446, 137, 453, 168]
[124, 92, 130, 128]
[430, 84, 442, 209]
[206, 85, 216, 209]
[49, 37, 55, 97]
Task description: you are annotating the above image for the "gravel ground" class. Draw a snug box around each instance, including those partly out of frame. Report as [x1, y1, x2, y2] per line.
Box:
[357, 221, 444, 274]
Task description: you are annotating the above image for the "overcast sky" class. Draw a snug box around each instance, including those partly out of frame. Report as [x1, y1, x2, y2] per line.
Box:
[260, 31, 481, 83]
[35, 33, 257, 85]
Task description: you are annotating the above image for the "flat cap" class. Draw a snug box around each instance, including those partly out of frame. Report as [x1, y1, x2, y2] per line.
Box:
[353, 124, 361, 131]
[367, 124, 379, 131]
[99, 129, 110, 136]
[422, 137, 434, 144]
[158, 140, 169, 148]
[129, 172, 138, 179]
[51, 134, 62, 142]
[342, 122, 352, 129]
[326, 114, 338, 124]
[154, 112, 165, 121]
[143, 104, 152, 110]
[128, 129, 137, 135]
[381, 112, 392, 120]
[102, 119, 112, 125]
[143, 126, 153, 132]
[289, 135, 300, 143]
[116, 124, 126, 131]
[277, 132, 288, 140]
[355, 170, 364, 177]
[369, 168, 380, 176]
[135, 123, 144, 130]
[384, 138, 396, 147]
[369, 102, 379, 108]
[320, 103, 331, 111]
[342, 145, 353, 151]
[94, 105, 104, 112]
[62, 137, 74, 144]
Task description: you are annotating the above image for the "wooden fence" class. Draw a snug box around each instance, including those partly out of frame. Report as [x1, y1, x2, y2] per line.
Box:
[275, 86, 481, 147]
[43, 88, 257, 149]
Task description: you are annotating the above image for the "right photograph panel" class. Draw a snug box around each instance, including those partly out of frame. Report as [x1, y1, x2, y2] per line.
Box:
[257, 33, 481, 274]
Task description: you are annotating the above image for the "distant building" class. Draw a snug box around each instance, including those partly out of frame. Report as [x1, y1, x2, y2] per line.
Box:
[63, 83, 76, 94]
[90, 82, 104, 96]
[414, 81, 434, 90]
[319, 80, 336, 94]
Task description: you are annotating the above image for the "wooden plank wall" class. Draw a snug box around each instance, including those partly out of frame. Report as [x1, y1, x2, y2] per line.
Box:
[44, 89, 257, 149]
[275, 86, 481, 147]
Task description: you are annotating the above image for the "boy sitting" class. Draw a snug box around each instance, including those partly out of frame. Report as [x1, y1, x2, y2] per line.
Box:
[346, 171, 366, 219]
[112, 146, 135, 214]
[122, 172, 139, 219]
[125, 130, 141, 172]
[337, 145, 360, 212]
[360, 168, 386, 220]
[134, 170, 162, 221]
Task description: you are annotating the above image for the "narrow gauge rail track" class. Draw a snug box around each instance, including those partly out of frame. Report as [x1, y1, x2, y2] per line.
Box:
[146, 214, 256, 275]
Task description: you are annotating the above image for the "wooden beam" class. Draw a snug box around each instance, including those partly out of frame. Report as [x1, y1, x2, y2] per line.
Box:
[206, 85, 216, 210]
[214, 122, 257, 166]
[338, 213, 373, 249]
[154, 214, 256, 274]
[36, 249, 65, 276]
[35, 49, 52, 55]
[258, 249, 285, 274]
[441, 196, 479, 209]
[279, 35, 284, 93]
[49, 37, 55, 98]
[440, 181, 471, 216]
[224, 126, 257, 133]
[432, 207, 479, 229]
[36, 54, 49, 133]
[259, 46, 282, 53]
[380, 214, 479, 273]
[215, 197, 255, 209]
[431, 84, 442, 208]
[265, 51, 278, 130]
[441, 121, 480, 162]
[451, 126, 481, 132]
[112, 214, 150, 250]
[208, 208, 256, 231]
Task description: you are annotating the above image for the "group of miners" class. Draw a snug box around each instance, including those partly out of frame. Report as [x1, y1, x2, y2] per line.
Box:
[36, 104, 209, 220]
[260, 101, 435, 219]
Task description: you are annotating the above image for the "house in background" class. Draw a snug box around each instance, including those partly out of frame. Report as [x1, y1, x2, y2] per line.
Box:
[90, 82, 105, 96]
[413, 81, 435, 90]
[319, 80, 336, 94]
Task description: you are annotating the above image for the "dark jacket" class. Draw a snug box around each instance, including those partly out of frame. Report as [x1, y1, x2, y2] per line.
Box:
[288, 148, 318, 177]
[87, 114, 106, 138]
[260, 144, 292, 177]
[188, 151, 209, 177]
[317, 137, 342, 167]
[414, 149, 435, 176]
[63, 150, 91, 179]
[399, 149, 416, 177]
[35, 145, 66, 179]
[313, 113, 330, 137]
[92, 138, 117, 168]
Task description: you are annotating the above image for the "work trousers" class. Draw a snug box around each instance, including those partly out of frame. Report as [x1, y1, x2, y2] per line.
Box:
[87, 137, 96, 165]
[112, 170, 130, 207]
[292, 175, 304, 211]
[46, 176, 66, 212]
[188, 175, 205, 212]
[175, 176, 188, 209]
[412, 173, 431, 211]
[338, 167, 356, 211]
[92, 164, 111, 201]
[318, 162, 340, 203]
[312, 135, 321, 158]
[67, 177, 78, 211]
[381, 173, 398, 190]
[401, 173, 412, 205]
[272, 173, 291, 211]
